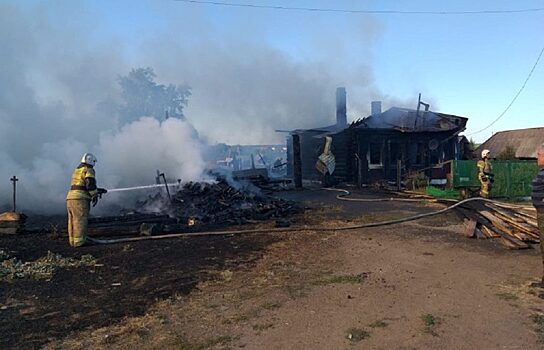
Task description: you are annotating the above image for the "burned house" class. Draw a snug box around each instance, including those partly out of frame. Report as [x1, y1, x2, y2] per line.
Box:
[285, 87, 349, 181]
[336, 104, 469, 184]
[286, 88, 469, 185]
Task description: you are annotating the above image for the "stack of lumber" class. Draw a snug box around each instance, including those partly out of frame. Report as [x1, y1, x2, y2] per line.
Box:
[0, 212, 27, 235]
[454, 201, 540, 250]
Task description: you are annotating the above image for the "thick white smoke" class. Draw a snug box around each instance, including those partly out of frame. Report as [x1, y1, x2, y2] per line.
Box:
[0, 2, 431, 214]
[97, 117, 205, 189]
[0, 4, 207, 214]
[0, 118, 205, 214]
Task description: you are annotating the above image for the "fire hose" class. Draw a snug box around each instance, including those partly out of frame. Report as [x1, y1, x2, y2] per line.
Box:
[87, 194, 511, 245]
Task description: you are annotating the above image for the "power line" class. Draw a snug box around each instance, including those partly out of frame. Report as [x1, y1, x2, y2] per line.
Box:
[175, 0, 544, 15]
[468, 44, 544, 136]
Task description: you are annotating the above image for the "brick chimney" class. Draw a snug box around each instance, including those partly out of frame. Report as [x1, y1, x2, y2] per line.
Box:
[371, 101, 382, 116]
[336, 87, 347, 127]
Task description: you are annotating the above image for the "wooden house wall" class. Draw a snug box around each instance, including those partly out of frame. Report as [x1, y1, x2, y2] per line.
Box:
[334, 129, 460, 184]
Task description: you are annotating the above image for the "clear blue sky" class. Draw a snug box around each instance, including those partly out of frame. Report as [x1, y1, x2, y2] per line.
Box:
[15, 0, 544, 143]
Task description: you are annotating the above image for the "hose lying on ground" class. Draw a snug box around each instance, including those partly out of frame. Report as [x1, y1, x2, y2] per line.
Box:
[323, 187, 434, 202]
[88, 196, 500, 245]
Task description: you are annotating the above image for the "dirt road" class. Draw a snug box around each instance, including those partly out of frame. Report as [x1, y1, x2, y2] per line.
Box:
[2, 189, 543, 349]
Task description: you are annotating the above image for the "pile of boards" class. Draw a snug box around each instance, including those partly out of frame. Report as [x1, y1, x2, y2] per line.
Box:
[0, 212, 26, 235]
[454, 201, 540, 249]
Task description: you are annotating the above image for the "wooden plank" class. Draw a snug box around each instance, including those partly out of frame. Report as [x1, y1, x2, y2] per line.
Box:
[485, 204, 525, 223]
[480, 210, 516, 235]
[488, 210, 540, 239]
[512, 231, 539, 243]
[462, 218, 477, 238]
[500, 237, 526, 249]
[480, 225, 500, 238]
[474, 227, 487, 239]
[479, 211, 529, 249]
[514, 213, 538, 227]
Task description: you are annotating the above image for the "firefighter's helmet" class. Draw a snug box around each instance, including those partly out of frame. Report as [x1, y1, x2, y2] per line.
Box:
[80, 153, 97, 166]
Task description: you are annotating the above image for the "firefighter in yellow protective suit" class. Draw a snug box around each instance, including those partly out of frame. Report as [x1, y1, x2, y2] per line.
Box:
[477, 149, 494, 198]
[66, 153, 107, 247]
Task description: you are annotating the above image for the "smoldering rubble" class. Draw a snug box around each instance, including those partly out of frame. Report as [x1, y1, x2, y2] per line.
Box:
[86, 177, 302, 236]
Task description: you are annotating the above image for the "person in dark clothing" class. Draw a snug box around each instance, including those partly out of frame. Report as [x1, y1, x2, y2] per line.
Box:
[532, 143, 544, 284]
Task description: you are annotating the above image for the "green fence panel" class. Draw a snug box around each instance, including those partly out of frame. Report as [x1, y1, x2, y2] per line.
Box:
[451, 160, 480, 188]
[451, 160, 538, 198]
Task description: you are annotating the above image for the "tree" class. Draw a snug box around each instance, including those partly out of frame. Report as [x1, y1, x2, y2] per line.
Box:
[468, 137, 478, 152]
[496, 144, 517, 160]
[118, 67, 191, 122]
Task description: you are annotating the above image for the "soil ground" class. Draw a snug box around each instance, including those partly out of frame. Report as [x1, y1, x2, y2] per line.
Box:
[1, 188, 544, 349]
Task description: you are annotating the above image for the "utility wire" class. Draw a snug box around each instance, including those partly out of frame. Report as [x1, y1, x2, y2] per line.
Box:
[175, 0, 544, 15]
[468, 44, 544, 136]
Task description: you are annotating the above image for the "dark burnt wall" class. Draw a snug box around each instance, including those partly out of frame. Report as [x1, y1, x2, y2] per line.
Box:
[345, 129, 460, 184]
[287, 131, 325, 181]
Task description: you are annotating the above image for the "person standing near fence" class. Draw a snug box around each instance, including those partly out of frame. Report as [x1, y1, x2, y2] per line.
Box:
[532, 144, 544, 284]
[477, 149, 494, 198]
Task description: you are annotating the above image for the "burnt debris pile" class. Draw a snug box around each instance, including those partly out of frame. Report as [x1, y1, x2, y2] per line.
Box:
[87, 178, 302, 237]
[139, 179, 301, 226]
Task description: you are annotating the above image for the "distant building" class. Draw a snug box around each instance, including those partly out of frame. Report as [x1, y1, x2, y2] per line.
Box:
[476, 127, 544, 160]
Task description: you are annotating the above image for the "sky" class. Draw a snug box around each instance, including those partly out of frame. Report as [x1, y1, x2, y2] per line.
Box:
[6, 0, 544, 143]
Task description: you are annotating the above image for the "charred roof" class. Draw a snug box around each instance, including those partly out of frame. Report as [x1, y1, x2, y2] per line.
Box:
[350, 107, 468, 133]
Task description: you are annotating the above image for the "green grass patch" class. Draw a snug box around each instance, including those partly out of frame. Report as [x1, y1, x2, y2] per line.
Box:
[203, 335, 234, 348]
[1, 251, 96, 281]
[421, 314, 440, 337]
[177, 335, 235, 350]
[532, 314, 544, 343]
[261, 301, 282, 310]
[315, 273, 368, 286]
[231, 314, 249, 322]
[252, 323, 274, 332]
[347, 328, 370, 342]
[368, 320, 388, 328]
[495, 292, 519, 301]
[177, 338, 197, 350]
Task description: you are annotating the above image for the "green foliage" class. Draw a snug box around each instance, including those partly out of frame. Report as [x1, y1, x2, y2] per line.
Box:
[369, 320, 388, 328]
[496, 144, 517, 160]
[468, 137, 479, 152]
[347, 328, 370, 342]
[421, 314, 440, 336]
[406, 171, 428, 190]
[315, 273, 367, 285]
[1, 251, 96, 281]
[495, 292, 519, 301]
[426, 186, 461, 199]
[118, 67, 191, 122]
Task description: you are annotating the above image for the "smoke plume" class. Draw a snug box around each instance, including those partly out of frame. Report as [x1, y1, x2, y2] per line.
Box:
[0, 2, 421, 213]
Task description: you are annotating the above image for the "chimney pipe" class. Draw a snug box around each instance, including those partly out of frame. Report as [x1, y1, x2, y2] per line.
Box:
[336, 87, 347, 127]
[371, 101, 382, 116]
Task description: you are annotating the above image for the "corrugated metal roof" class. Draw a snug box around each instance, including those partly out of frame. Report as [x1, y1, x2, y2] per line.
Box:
[476, 127, 544, 158]
[351, 107, 467, 132]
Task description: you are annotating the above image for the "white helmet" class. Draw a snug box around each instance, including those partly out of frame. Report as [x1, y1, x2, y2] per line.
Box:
[81, 153, 97, 166]
[481, 149, 490, 158]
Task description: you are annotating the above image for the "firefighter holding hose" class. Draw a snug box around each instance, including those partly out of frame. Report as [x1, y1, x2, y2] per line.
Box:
[66, 153, 107, 247]
[477, 149, 494, 198]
